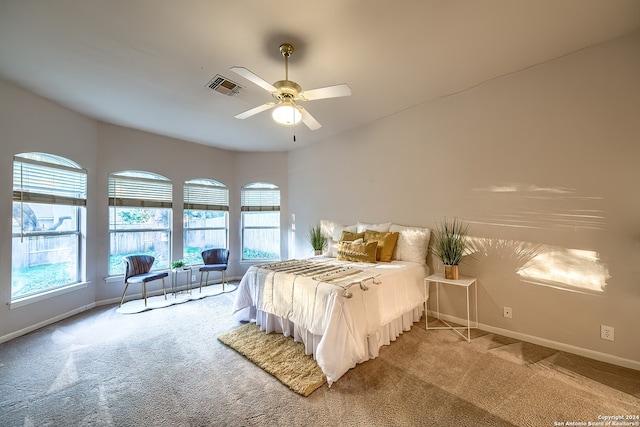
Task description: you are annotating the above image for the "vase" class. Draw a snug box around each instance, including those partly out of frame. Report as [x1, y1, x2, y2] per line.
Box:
[444, 265, 459, 280]
[314, 250, 323, 256]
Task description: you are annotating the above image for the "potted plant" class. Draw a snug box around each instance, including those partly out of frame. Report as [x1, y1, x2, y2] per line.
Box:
[432, 217, 469, 280]
[171, 259, 186, 270]
[307, 224, 327, 256]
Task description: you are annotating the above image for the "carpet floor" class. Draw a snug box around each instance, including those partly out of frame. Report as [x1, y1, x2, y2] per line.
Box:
[1, 283, 638, 426]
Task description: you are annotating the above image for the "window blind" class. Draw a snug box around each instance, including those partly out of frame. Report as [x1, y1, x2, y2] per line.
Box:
[241, 186, 280, 212]
[109, 171, 172, 208]
[184, 180, 229, 211]
[13, 155, 87, 206]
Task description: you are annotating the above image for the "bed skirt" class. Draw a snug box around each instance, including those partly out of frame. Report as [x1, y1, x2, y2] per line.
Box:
[254, 304, 423, 384]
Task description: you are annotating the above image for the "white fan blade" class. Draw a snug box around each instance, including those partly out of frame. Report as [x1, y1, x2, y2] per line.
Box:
[230, 66, 277, 93]
[300, 83, 351, 101]
[235, 102, 276, 119]
[299, 107, 321, 130]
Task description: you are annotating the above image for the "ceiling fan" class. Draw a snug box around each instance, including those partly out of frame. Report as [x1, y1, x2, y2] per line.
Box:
[231, 43, 351, 130]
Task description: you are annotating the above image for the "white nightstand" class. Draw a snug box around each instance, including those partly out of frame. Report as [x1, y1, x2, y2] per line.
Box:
[425, 273, 478, 343]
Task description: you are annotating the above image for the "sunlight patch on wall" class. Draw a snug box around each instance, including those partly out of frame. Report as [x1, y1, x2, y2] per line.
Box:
[517, 247, 609, 293]
[291, 213, 296, 259]
[468, 237, 609, 294]
[482, 184, 573, 194]
[470, 183, 605, 231]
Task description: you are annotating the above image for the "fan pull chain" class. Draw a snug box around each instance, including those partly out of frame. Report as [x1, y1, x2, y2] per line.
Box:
[293, 106, 297, 142]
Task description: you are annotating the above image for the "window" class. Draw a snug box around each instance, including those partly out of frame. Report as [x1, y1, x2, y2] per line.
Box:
[241, 182, 280, 260]
[183, 179, 229, 265]
[108, 171, 172, 276]
[12, 153, 87, 300]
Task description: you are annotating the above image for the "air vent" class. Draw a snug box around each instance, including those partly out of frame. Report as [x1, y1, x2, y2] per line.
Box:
[206, 75, 242, 96]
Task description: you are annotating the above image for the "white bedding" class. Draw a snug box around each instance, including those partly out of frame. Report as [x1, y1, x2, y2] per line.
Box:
[232, 257, 428, 385]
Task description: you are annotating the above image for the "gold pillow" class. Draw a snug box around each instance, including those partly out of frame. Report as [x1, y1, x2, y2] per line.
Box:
[364, 230, 399, 262]
[340, 231, 365, 242]
[336, 240, 377, 263]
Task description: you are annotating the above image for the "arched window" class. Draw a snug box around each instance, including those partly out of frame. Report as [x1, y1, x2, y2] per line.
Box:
[241, 182, 280, 260]
[108, 170, 172, 276]
[183, 179, 229, 265]
[12, 152, 87, 300]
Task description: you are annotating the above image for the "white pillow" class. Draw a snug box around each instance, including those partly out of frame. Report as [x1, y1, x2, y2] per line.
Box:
[320, 219, 340, 241]
[389, 224, 431, 264]
[356, 221, 392, 233]
[320, 219, 357, 257]
[331, 223, 358, 241]
[320, 220, 338, 257]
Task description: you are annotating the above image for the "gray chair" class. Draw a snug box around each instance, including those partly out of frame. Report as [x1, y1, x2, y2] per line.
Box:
[199, 248, 229, 292]
[121, 255, 169, 307]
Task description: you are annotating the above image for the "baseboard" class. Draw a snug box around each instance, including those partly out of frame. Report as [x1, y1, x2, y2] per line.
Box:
[0, 303, 96, 344]
[427, 311, 640, 372]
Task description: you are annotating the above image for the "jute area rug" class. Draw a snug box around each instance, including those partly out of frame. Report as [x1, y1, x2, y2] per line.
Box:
[218, 322, 326, 397]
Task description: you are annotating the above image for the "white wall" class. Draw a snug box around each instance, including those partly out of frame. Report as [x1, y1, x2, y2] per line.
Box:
[95, 123, 237, 302]
[1, 31, 638, 369]
[0, 81, 98, 338]
[94, 125, 289, 299]
[233, 151, 289, 277]
[0, 82, 287, 341]
[288, 32, 640, 366]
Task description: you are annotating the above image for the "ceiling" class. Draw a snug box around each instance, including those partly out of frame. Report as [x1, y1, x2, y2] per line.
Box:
[1, 1, 639, 152]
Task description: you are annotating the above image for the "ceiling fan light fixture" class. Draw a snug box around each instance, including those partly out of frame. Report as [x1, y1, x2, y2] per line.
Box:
[231, 42, 350, 131]
[272, 103, 301, 126]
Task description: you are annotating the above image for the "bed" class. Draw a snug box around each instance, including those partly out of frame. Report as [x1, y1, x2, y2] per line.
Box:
[232, 220, 431, 385]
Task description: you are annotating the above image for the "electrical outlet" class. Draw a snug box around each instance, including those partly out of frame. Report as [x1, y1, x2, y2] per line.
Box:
[601, 325, 614, 341]
[503, 307, 512, 319]
[191, 274, 196, 282]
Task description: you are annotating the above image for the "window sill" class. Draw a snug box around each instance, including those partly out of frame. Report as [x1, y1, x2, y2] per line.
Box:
[9, 282, 90, 309]
[105, 275, 124, 284]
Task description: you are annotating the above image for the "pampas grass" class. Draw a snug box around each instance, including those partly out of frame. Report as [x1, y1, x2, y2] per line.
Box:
[307, 224, 327, 252]
[432, 217, 469, 265]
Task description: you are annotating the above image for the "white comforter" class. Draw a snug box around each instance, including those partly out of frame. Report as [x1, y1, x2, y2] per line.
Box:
[232, 258, 427, 385]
